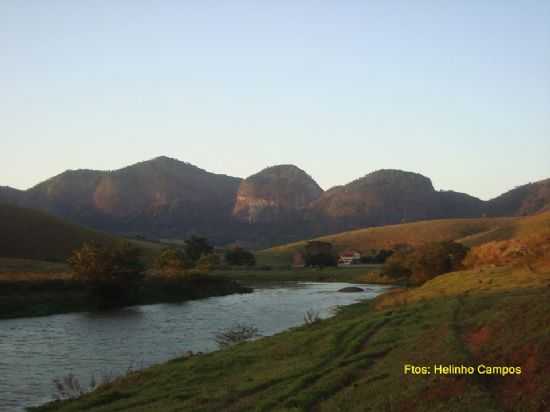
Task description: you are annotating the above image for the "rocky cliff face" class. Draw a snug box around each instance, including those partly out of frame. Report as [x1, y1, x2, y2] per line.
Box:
[232, 165, 323, 223]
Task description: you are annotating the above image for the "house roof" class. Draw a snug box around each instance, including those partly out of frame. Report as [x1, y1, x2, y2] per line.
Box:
[340, 250, 360, 257]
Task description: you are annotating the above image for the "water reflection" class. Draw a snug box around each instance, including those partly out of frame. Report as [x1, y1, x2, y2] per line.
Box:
[0, 281, 389, 411]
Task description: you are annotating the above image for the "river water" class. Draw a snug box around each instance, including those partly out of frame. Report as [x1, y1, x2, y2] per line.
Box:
[0, 281, 389, 411]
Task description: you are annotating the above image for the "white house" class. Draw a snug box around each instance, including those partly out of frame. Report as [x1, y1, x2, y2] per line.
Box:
[338, 250, 361, 265]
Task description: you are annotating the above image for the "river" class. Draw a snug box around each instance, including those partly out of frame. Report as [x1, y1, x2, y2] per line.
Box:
[0, 281, 390, 411]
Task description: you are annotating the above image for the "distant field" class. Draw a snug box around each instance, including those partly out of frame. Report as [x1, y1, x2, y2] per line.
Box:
[257, 216, 516, 266]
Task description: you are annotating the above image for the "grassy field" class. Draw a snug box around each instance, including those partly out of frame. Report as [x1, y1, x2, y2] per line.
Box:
[0, 258, 71, 281]
[32, 263, 550, 412]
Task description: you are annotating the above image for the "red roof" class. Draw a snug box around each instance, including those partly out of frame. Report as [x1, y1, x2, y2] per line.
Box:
[340, 250, 359, 257]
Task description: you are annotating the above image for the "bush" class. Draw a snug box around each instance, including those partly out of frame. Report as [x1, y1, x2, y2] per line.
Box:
[304, 241, 337, 267]
[184, 236, 213, 263]
[382, 241, 469, 285]
[225, 247, 256, 266]
[196, 253, 221, 272]
[68, 241, 144, 307]
[304, 310, 321, 325]
[360, 249, 394, 264]
[155, 247, 190, 274]
[214, 323, 261, 348]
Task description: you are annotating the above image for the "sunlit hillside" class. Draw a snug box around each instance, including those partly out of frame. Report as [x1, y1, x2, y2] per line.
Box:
[258, 216, 516, 265]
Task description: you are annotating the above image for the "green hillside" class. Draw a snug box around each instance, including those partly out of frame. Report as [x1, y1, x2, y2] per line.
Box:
[0, 204, 115, 262]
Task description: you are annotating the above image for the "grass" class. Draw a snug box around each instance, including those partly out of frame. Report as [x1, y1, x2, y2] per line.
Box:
[0, 258, 71, 281]
[257, 212, 550, 268]
[31, 264, 550, 412]
[0, 204, 164, 267]
[211, 266, 395, 284]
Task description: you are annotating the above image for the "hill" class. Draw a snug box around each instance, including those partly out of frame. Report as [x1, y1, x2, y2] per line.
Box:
[258, 216, 515, 265]
[310, 170, 485, 232]
[485, 178, 550, 217]
[0, 204, 114, 261]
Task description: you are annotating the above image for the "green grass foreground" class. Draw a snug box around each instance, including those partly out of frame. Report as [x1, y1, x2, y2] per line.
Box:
[31, 267, 550, 412]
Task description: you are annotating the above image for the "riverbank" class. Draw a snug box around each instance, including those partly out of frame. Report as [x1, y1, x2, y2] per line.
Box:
[0, 275, 251, 320]
[30, 264, 550, 412]
[212, 265, 398, 284]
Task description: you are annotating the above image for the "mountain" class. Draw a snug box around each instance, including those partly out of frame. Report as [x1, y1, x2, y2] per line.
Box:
[485, 178, 550, 217]
[1, 158, 549, 248]
[0, 204, 114, 261]
[232, 165, 322, 223]
[0, 186, 24, 204]
[15, 156, 243, 244]
[309, 170, 484, 231]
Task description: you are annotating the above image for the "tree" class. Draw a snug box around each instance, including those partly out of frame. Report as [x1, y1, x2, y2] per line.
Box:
[196, 253, 221, 272]
[155, 247, 190, 274]
[68, 241, 144, 307]
[184, 236, 213, 263]
[382, 241, 469, 285]
[304, 241, 337, 267]
[225, 247, 256, 266]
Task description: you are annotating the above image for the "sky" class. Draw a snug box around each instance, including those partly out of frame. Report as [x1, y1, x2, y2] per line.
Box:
[1, 1, 549, 200]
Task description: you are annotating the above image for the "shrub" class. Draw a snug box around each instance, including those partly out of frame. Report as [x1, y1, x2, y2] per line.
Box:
[68, 241, 144, 307]
[304, 241, 337, 267]
[155, 247, 190, 274]
[225, 247, 256, 266]
[214, 323, 261, 348]
[184, 236, 213, 263]
[360, 249, 394, 264]
[196, 253, 221, 272]
[304, 310, 321, 325]
[382, 241, 469, 285]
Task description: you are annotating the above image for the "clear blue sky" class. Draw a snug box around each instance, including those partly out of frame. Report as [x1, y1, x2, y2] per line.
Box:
[1, 1, 549, 200]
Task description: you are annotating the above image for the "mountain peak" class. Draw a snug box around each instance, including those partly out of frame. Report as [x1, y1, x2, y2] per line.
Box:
[233, 164, 323, 223]
[349, 169, 434, 192]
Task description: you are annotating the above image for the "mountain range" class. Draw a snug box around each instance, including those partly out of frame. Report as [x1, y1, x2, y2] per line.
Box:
[2, 156, 549, 248]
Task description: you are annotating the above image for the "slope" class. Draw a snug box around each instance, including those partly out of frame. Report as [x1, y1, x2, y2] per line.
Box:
[0, 204, 114, 261]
